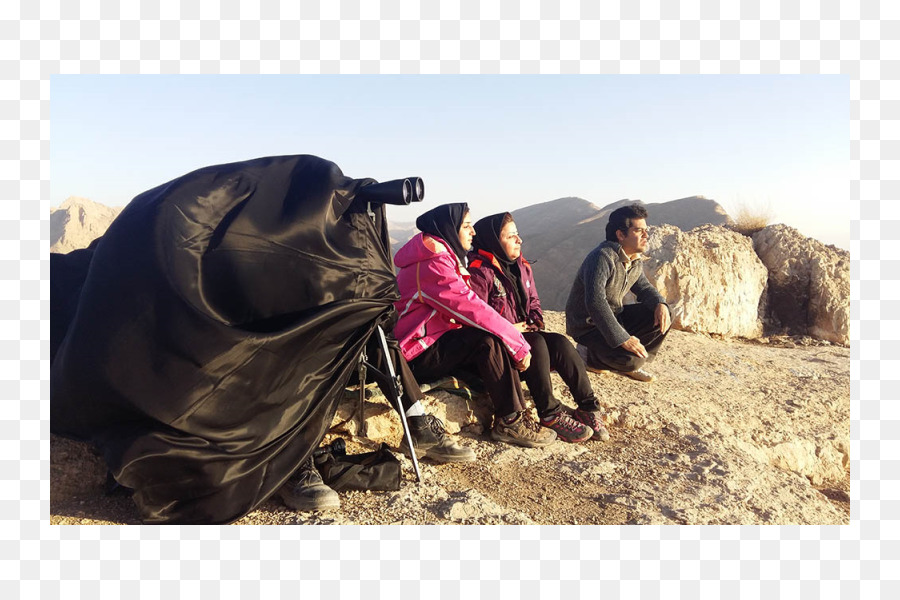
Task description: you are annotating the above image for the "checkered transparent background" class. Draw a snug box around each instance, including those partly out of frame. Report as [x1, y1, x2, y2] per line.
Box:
[3, 0, 895, 597]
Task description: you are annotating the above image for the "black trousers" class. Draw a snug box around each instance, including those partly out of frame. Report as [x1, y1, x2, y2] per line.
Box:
[575, 303, 671, 373]
[409, 327, 527, 417]
[521, 331, 600, 416]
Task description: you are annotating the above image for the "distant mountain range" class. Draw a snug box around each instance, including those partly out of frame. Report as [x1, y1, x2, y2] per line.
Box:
[390, 195, 733, 310]
[51, 193, 733, 311]
[50, 197, 123, 254]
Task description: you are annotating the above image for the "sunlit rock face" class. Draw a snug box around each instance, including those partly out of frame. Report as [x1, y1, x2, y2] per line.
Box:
[641, 224, 768, 339]
[753, 224, 849, 346]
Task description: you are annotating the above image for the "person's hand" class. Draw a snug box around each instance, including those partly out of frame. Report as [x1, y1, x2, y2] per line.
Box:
[654, 304, 671, 334]
[620, 336, 648, 358]
[530, 318, 545, 331]
[513, 321, 531, 333]
[514, 352, 532, 371]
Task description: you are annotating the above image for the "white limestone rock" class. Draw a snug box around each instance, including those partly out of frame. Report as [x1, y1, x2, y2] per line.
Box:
[752, 224, 849, 345]
[641, 224, 768, 338]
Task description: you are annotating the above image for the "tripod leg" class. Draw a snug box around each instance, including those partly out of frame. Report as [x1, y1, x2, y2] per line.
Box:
[356, 353, 368, 438]
[375, 325, 423, 483]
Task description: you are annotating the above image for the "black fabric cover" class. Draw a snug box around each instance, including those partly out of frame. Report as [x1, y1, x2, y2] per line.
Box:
[50, 239, 99, 364]
[50, 155, 400, 524]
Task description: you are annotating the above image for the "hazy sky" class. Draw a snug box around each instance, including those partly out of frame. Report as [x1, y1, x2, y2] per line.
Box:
[52, 75, 849, 248]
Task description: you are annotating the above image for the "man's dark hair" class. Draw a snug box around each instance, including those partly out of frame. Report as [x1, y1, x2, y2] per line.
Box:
[605, 203, 649, 242]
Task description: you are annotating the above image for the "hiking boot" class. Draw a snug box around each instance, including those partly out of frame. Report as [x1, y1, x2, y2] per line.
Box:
[540, 410, 593, 443]
[399, 414, 476, 463]
[576, 343, 607, 375]
[572, 408, 611, 442]
[490, 412, 557, 448]
[621, 368, 654, 382]
[278, 455, 340, 512]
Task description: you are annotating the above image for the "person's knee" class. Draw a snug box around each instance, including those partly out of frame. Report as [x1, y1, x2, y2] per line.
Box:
[546, 332, 577, 355]
[544, 332, 578, 363]
[527, 332, 549, 358]
[476, 333, 506, 359]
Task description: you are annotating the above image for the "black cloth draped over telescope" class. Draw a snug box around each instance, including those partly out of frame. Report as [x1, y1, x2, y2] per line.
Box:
[50, 155, 403, 524]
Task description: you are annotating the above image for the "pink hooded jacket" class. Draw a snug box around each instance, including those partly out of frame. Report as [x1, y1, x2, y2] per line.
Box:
[393, 233, 531, 363]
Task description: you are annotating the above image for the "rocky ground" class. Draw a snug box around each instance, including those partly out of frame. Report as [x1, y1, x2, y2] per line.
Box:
[51, 311, 849, 525]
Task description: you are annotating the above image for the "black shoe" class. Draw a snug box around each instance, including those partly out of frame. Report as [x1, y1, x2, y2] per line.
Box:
[278, 455, 340, 511]
[400, 414, 476, 463]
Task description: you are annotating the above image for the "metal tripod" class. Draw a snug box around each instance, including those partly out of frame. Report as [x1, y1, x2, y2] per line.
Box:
[357, 325, 423, 483]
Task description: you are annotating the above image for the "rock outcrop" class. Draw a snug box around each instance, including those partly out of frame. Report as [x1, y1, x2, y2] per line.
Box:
[640, 224, 768, 338]
[330, 380, 492, 441]
[752, 224, 850, 345]
[50, 196, 123, 254]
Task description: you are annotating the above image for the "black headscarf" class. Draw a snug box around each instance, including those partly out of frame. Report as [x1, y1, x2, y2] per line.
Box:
[473, 212, 528, 321]
[473, 212, 514, 266]
[415, 202, 470, 265]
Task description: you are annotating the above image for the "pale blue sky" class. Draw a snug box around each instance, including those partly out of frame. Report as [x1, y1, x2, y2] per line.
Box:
[52, 75, 849, 248]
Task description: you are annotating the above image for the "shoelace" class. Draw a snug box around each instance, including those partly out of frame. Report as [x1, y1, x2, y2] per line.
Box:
[574, 410, 599, 428]
[293, 455, 322, 486]
[554, 413, 585, 433]
[521, 415, 544, 434]
[423, 414, 447, 436]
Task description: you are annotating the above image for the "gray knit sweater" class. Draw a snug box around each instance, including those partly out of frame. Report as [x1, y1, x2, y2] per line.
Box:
[565, 240, 666, 347]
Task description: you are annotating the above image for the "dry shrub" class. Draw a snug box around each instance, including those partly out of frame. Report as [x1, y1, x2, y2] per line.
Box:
[731, 201, 774, 237]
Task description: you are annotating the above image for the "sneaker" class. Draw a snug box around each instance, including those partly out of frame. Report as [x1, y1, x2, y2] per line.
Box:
[491, 412, 557, 448]
[576, 344, 607, 375]
[540, 410, 593, 443]
[572, 408, 611, 442]
[399, 414, 476, 463]
[278, 455, 340, 512]
[621, 368, 654, 382]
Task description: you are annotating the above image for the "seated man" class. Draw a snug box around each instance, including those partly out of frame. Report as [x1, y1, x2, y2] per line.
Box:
[565, 203, 672, 382]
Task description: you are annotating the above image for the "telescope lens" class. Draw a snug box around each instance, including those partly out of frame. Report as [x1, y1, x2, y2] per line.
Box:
[402, 179, 411, 204]
[414, 178, 424, 201]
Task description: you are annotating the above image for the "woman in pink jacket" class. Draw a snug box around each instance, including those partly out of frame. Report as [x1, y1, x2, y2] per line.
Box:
[394, 203, 556, 448]
[467, 212, 610, 443]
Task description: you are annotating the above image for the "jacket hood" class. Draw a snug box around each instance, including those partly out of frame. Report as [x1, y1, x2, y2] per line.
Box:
[394, 232, 452, 269]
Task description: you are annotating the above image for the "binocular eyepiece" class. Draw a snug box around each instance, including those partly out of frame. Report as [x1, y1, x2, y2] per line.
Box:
[356, 177, 425, 206]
